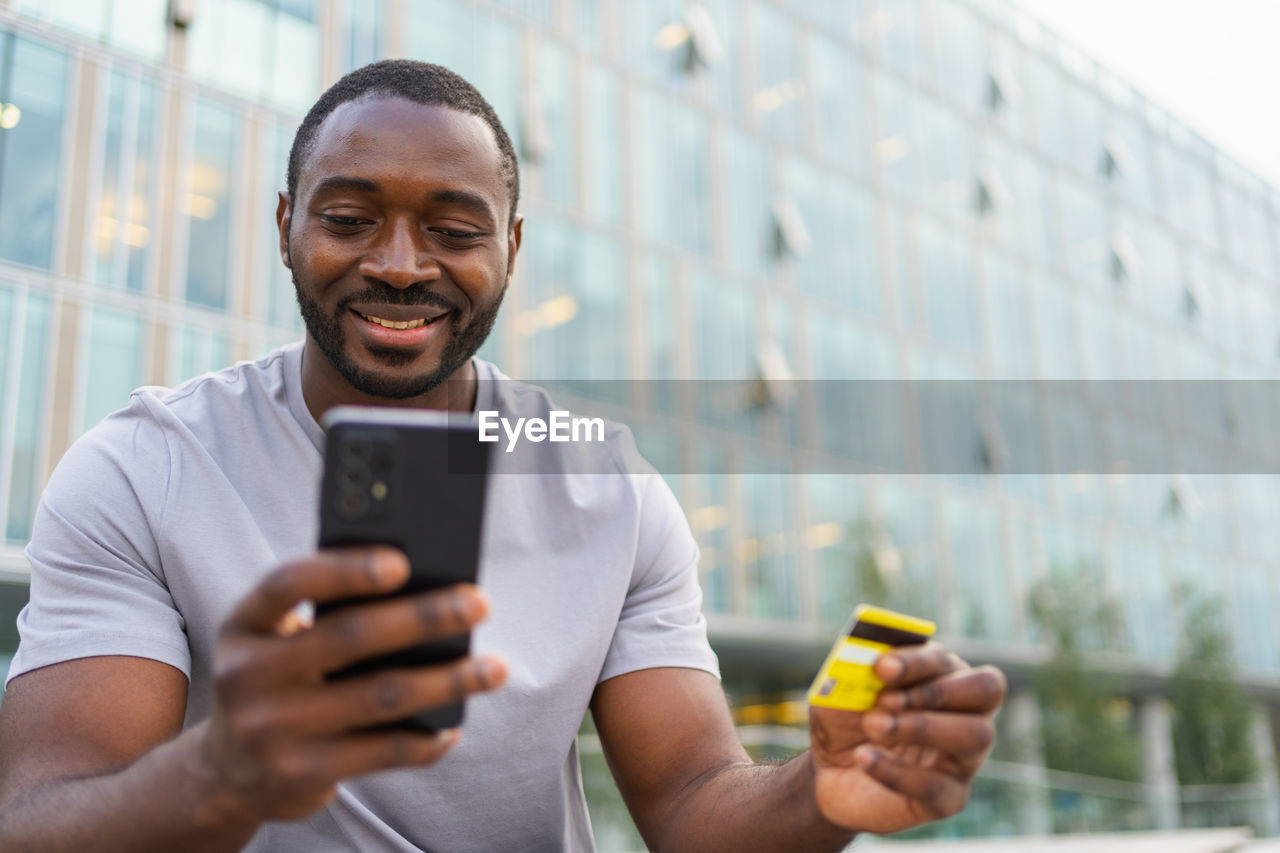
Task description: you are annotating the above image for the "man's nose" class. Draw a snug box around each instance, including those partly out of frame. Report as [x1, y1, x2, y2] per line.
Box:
[359, 220, 440, 289]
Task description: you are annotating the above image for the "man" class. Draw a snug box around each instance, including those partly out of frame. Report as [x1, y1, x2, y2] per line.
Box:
[0, 61, 1004, 851]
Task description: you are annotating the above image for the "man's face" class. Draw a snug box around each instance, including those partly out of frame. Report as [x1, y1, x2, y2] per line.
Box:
[278, 97, 520, 400]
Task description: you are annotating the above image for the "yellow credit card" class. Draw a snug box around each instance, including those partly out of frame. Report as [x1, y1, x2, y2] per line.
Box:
[807, 604, 937, 712]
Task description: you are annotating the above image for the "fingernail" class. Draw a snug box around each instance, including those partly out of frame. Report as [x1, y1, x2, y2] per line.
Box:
[877, 690, 904, 711]
[435, 727, 460, 743]
[854, 745, 878, 770]
[476, 655, 504, 685]
[864, 711, 896, 738]
[376, 551, 410, 585]
[879, 655, 903, 683]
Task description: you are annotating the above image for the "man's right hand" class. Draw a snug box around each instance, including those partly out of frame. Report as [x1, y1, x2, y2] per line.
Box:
[201, 545, 506, 822]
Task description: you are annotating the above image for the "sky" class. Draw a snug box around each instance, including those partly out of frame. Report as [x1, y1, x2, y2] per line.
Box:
[1012, 0, 1280, 187]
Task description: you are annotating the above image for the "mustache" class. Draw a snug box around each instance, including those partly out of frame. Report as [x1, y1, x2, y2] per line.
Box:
[337, 286, 460, 313]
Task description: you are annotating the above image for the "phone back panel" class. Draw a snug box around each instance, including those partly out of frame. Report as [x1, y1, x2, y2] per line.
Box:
[318, 407, 491, 730]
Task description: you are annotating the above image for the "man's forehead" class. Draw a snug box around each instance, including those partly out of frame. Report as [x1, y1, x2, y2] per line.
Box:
[300, 96, 504, 195]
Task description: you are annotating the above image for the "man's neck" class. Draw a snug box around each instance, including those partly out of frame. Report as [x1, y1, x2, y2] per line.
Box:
[299, 338, 478, 426]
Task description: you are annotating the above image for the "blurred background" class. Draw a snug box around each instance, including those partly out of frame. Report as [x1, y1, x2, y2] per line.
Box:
[1, 0, 1279, 849]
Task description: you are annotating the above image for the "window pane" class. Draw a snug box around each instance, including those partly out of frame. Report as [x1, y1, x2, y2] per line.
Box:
[184, 99, 237, 310]
[531, 42, 576, 211]
[583, 67, 623, 226]
[4, 292, 50, 542]
[92, 72, 158, 292]
[633, 90, 710, 255]
[946, 495, 1012, 641]
[81, 307, 144, 434]
[721, 127, 771, 277]
[0, 34, 70, 269]
[810, 34, 867, 175]
[749, 2, 803, 146]
[786, 160, 880, 317]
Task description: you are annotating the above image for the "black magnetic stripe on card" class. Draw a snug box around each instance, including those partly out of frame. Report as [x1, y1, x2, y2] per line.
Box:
[848, 621, 929, 647]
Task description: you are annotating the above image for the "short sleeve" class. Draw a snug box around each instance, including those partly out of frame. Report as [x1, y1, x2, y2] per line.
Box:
[598, 472, 720, 683]
[7, 395, 191, 685]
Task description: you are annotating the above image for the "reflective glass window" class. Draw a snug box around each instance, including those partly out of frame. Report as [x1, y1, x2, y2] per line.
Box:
[803, 474, 866, 626]
[406, 4, 521, 159]
[691, 267, 751, 379]
[520, 219, 624, 379]
[1156, 144, 1219, 251]
[0, 34, 70, 270]
[91, 70, 159, 293]
[809, 32, 867, 175]
[749, 2, 804, 146]
[3, 291, 51, 543]
[786, 160, 880, 318]
[1110, 535, 1171, 662]
[981, 250, 1034, 377]
[916, 95, 974, 220]
[338, 0, 385, 74]
[616, 0, 692, 88]
[1065, 80, 1105, 181]
[1028, 56, 1071, 166]
[1032, 275, 1081, 378]
[876, 0, 932, 84]
[917, 217, 979, 353]
[946, 495, 1012, 641]
[170, 325, 231, 385]
[874, 73, 921, 200]
[690, 445, 730, 613]
[933, 0, 985, 114]
[1108, 111, 1158, 215]
[874, 480, 941, 620]
[583, 67, 623, 226]
[739, 470, 797, 620]
[633, 89, 711, 256]
[183, 99, 238, 310]
[642, 255, 677, 381]
[531, 42, 577, 212]
[188, 0, 319, 110]
[1057, 176, 1108, 288]
[12, 0, 166, 61]
[253, 120, 301, 330]
[81, 307, 144, 435]
[1229, 562, 1280, 672]
[721, 127, 771, 277]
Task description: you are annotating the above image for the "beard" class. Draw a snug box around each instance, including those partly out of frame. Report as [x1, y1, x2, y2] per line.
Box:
[294, 271, 505, 400]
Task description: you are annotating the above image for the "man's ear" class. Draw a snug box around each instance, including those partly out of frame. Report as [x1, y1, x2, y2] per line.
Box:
[276, 190, 293, 269]
[506, 214, 523, 281]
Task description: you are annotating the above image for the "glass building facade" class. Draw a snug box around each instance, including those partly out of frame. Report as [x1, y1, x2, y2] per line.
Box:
[2, 0, 1280, 845]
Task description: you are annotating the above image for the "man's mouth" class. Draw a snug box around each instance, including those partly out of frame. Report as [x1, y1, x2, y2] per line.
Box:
[355, 310, 448, 330]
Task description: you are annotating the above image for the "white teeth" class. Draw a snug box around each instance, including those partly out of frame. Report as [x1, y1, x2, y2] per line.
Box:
[361, 313, 428, 330]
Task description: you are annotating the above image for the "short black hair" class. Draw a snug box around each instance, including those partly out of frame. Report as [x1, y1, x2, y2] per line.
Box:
[287, 59, 520, 228]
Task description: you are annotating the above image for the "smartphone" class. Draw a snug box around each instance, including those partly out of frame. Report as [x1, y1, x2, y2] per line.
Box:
[318, 405, 492, 731]
[807, 604, 936, 712]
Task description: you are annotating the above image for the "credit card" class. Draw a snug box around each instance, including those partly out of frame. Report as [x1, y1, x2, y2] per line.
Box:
[806, 604, 937, 712]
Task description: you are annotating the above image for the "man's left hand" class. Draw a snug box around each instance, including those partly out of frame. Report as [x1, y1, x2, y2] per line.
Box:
[808, 644, 1006, 836]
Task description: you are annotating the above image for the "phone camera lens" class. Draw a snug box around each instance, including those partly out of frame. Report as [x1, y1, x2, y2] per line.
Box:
[337, 489, 370, 520]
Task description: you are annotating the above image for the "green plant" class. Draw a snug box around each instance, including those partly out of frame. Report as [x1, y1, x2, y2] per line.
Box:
[1168, 591, 1258, 786]
[1027, 566, 1142, 782]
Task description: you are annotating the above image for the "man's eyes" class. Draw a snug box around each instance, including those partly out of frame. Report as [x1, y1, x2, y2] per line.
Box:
[317, 216, 485, 243]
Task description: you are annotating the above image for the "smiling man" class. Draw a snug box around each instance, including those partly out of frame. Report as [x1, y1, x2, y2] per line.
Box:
[0, 61, 1004, 852]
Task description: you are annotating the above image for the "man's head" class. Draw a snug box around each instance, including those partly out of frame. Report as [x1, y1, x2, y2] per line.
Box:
[279, 60, 522, 405]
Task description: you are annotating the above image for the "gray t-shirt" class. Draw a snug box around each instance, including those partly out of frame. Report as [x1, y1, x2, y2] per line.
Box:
[10, 341, 718, 852]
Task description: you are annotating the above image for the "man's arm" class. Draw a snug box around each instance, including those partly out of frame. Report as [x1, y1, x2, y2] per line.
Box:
[0, 548, 506, 852]
[592, 646, 1005, 852]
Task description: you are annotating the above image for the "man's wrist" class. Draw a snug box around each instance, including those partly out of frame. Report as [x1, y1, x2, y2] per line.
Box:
[797, 750, 860, 848]
[171, 725, 264, 837]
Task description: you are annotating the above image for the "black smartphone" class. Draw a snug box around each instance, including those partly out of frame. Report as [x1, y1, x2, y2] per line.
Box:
[318, 405, 492, 732]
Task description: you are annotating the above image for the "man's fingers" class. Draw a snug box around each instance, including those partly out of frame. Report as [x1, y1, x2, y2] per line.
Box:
[875, 643, 963, 688]
[282, 727, 464, 786]
[854, 746, 970, 819]
[876, 665, 1007, 713]
[862, 710, 994, 760]
[299, 584, 488, 673]
[281, 655, 508, 734]
[225, 548, 409, 635]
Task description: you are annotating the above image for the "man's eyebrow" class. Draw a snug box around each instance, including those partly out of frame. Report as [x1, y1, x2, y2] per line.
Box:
[430, 189, 496, 224]
[312, 176, 380, 195]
